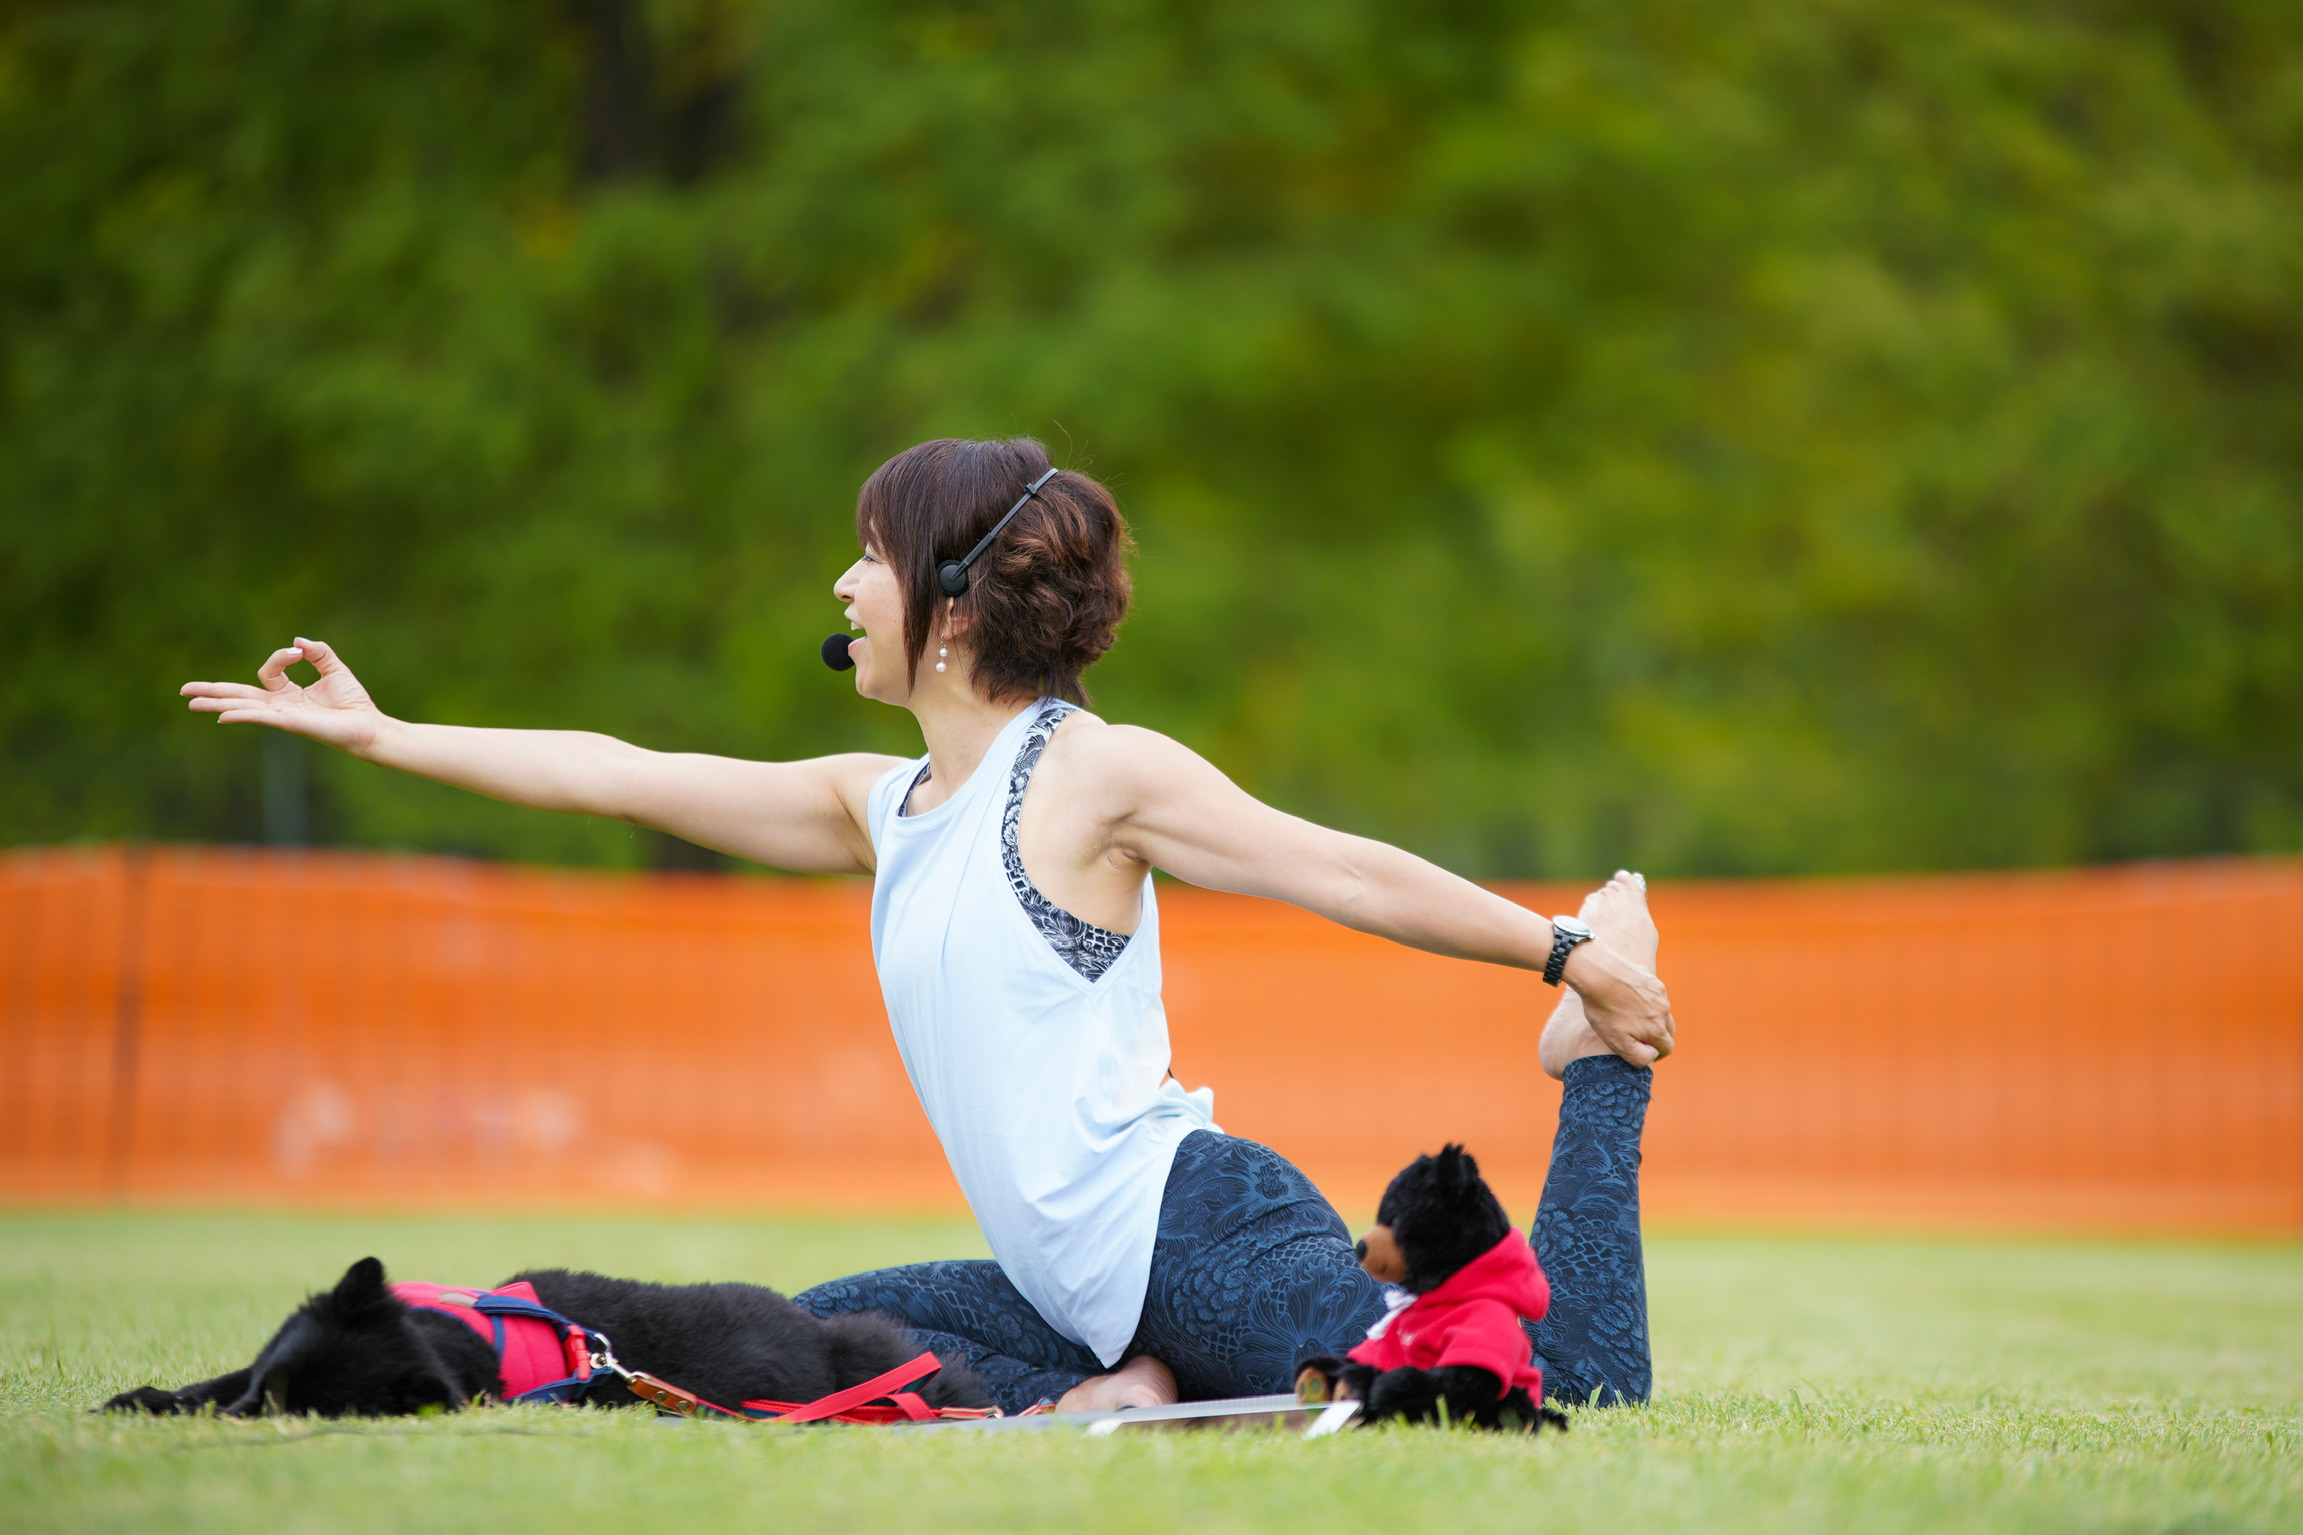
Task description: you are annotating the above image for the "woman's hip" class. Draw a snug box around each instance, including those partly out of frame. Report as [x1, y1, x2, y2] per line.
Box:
[1137, 1130, 1386, 1396]
[1154, 1128, 1356, 1250]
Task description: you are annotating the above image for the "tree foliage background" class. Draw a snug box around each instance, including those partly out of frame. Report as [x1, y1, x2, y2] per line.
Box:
[4, 0, 2300, 878]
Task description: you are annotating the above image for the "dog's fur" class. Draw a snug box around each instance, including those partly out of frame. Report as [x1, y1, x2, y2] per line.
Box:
[102, 1257, 991, 1419]
[1301, 1145, 1569, 1432]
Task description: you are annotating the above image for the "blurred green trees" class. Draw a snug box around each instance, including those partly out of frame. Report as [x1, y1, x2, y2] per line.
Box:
[3, 0, 2299, 877]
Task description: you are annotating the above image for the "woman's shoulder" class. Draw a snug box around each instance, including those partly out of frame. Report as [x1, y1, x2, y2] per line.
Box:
[857, 749, 928, 819]
[1045, 709, 1172, 765]
[1039, 711, 1219, 799]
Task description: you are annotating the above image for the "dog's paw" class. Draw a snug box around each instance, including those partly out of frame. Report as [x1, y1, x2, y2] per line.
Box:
[100, 1386, 185, 1415]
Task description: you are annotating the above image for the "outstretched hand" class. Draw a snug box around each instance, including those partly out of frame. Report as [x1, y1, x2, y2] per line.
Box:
[179, 638, 386, 752]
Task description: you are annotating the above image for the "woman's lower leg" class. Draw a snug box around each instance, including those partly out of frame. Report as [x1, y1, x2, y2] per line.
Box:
[1527, 871, 1659, 1406]
[794, 1259, 1103, 1415]
[1530, 1054, 1653, 1405]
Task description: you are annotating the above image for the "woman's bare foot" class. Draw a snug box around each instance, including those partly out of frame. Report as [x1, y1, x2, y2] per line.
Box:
[1054, 1353, 1177, 1414]
[1539, 871, 1666, 1079]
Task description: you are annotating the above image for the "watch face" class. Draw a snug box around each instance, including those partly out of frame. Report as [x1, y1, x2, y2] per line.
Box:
[1553, 916, 1593, 939]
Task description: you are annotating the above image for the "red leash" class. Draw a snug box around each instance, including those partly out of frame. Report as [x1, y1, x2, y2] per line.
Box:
[616, 1350, 1000, 1424]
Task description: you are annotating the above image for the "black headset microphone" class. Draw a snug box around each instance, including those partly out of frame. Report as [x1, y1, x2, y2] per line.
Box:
[821, 466, 1062, 672]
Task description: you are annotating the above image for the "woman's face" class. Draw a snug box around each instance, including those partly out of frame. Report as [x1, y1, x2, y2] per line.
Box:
[832, 542, 915, 705]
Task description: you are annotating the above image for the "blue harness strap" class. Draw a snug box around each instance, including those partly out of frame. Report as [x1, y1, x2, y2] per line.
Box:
[470, 1291, 587, 1328]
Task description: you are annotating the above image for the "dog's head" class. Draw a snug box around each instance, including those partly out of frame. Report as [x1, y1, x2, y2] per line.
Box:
[1355, 1144, 1512, 1294]
[221, 1258, 474, 1418]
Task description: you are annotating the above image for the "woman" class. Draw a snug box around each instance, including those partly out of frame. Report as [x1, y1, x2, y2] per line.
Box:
[181, 436, 1674, 1414]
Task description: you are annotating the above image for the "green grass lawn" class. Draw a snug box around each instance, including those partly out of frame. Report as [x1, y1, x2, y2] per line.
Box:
[2, 1213, 2297, 1534]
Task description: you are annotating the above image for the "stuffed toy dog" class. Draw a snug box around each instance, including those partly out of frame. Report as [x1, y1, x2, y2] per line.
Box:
[1297, 1144, 1569, 1432]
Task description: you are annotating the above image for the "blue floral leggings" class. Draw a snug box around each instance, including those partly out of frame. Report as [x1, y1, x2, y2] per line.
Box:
[795, 1055, 1653, 1413]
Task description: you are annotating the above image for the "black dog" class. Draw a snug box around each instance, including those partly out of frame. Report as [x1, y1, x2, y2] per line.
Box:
[103, 1257, 991, 1419]
[1299, 1145, 1569, 1432]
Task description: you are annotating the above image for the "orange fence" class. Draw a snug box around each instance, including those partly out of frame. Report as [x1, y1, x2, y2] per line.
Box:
[3, 845, 2297, 1232]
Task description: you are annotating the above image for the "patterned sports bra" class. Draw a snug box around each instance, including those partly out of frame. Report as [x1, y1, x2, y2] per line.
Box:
[901, 701, 1133, 981]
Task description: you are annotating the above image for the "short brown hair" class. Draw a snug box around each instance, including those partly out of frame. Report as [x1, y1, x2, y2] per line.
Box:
[856, 438, 1132, 705]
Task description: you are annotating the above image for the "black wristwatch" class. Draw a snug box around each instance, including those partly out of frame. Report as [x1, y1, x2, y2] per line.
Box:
[1542, 915, 1594, 986]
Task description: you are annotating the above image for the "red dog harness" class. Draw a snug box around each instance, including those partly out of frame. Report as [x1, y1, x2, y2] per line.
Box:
[391, 1282, 604, 1406]
[391, 1281, 998, 1424]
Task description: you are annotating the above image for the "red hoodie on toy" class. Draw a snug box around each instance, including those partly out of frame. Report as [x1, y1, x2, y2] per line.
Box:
[1347, 1228, 1549, 1400]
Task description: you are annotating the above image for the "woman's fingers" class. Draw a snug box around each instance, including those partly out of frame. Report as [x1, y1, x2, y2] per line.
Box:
[179, 640, 373, 746]
[212, 707, 298, 728]
[254, 646, 308, 690]
[1577, 954, 1674, 1069]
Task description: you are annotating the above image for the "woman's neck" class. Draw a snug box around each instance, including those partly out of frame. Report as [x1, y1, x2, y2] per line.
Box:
[904, 681, 1037, 812]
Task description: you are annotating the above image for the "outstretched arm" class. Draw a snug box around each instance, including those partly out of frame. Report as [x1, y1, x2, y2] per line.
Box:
[181, 639, 898, 875]
[1084, 725, 1674, 1066]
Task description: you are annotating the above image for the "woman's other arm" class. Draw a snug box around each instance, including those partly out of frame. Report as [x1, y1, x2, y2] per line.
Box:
[181, 639, 895, 875]
[1075, 723, 1674, 1066]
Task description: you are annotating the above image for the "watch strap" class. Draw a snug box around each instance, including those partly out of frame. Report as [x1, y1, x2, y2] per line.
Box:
[1542, 918, 1592, 986]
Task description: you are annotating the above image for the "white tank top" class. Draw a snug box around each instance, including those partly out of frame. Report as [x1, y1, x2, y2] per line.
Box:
[867, 700, 1218, 1365]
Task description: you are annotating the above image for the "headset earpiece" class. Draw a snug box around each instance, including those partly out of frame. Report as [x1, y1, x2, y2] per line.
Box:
[935, 467, 1058, 603]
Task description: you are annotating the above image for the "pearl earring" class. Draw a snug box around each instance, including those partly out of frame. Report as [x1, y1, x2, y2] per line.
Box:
[936, 643, 948, 674]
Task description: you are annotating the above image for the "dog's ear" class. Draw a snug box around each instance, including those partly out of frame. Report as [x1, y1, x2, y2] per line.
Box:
[337, 1257, 388, 1297]
[312, 1258, 398, 1325]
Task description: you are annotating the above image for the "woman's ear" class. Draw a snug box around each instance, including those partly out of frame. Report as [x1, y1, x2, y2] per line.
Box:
[939, 598, 974, 641]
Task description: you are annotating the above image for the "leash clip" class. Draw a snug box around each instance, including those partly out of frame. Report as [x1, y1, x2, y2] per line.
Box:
[589, 1335, 708, 1418]
[589, 1338, 637, 1383]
